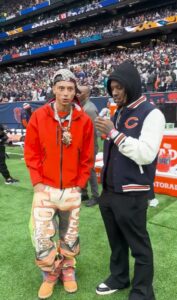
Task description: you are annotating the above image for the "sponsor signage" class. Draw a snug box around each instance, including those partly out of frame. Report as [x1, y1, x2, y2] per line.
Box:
[20, 1, 49, 15]
[102, 27, 125, 38]
[154, 176, 177, 197]
[80, 34, 102, 44]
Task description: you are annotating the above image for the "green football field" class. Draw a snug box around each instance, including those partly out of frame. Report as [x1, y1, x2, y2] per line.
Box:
[0, 146, 177, 300]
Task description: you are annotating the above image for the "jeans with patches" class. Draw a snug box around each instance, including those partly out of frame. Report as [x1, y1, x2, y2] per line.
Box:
[30, 186, 81, 282]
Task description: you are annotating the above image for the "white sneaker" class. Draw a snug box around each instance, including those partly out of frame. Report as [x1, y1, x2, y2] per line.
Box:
[96, 283, 118, 295]
[149, 198, 159, 207]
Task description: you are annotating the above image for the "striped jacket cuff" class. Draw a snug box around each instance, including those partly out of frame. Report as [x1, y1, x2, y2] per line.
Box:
[114, 132, 127, 147]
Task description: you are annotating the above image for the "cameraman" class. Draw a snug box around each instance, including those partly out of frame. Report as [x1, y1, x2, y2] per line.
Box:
[0, 124, 19, 184]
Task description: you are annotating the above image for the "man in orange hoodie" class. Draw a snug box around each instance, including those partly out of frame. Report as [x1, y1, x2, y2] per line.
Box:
[24, 69, 94, 299]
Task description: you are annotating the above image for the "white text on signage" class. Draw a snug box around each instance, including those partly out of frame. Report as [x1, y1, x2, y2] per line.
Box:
[154, 181, 177, 190]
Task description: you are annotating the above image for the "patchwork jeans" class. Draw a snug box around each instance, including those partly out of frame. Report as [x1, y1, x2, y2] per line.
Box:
[30, 186, 81, 282]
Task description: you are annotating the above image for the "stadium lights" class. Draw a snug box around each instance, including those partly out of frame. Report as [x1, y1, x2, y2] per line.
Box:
[40, 60, 49, 63]
[131, 42, 141, 45]
[117, 45, 127, 49]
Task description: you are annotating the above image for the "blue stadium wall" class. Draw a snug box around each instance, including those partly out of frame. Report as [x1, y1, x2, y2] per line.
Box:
[0, 92, 177, 129]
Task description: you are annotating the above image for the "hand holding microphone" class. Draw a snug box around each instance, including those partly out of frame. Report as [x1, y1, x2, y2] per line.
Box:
[95, 116, 120, 141]
[95, 116, 115, 136]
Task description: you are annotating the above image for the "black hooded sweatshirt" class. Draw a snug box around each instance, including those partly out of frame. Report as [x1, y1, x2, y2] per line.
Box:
[107, 61, 142, 105]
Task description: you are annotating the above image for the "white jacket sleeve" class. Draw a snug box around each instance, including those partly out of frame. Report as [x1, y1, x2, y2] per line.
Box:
[118, 109, 165, 165]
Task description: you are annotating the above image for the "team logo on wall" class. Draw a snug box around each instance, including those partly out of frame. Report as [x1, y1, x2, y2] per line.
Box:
[13, 107, 22, 124]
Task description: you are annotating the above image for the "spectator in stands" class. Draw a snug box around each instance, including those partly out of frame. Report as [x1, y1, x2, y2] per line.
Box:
[21, 103, 33, 128]
[77, 85, 100, 207]
[1, 41, 177, 100]
[0, 124, 19, 184]
[95, 61, 165, 300]
[31, 85, 39, 101]
[24, 69, 94, 299]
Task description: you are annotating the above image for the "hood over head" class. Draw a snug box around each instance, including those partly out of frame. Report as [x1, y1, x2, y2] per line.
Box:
[107, 61, 142, 104]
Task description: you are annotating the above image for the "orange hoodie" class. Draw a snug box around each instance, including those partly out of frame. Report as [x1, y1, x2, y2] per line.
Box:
[24, 103, 94, 189]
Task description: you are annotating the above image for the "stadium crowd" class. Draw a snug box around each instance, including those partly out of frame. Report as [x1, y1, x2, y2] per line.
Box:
[0, 0, 45, 19]
[0, 42, 177, 102]
[0, 4, 176, 60]
[0, 0, 127, 21]
[0, 0, 110, 32]
[3, 2, 175, 36]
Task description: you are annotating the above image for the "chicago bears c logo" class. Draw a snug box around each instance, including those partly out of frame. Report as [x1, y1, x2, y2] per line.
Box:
[125, 117, 139, 129]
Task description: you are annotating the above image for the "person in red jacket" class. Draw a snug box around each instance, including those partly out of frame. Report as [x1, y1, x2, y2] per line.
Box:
[21, 102, 33, 128]
[24, 69, 94, 299]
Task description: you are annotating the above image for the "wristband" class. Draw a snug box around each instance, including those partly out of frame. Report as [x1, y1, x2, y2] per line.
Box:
[108, 128, 119, 140]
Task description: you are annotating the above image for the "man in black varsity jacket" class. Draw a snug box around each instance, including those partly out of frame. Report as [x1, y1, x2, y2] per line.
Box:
[95, 61, 165, 300]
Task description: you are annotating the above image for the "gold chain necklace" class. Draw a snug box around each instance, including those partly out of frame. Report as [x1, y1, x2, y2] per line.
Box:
[54, 103, 73, 147]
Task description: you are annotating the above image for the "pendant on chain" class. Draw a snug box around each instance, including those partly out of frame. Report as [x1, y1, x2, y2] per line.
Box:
[62, 129, 72, 146]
